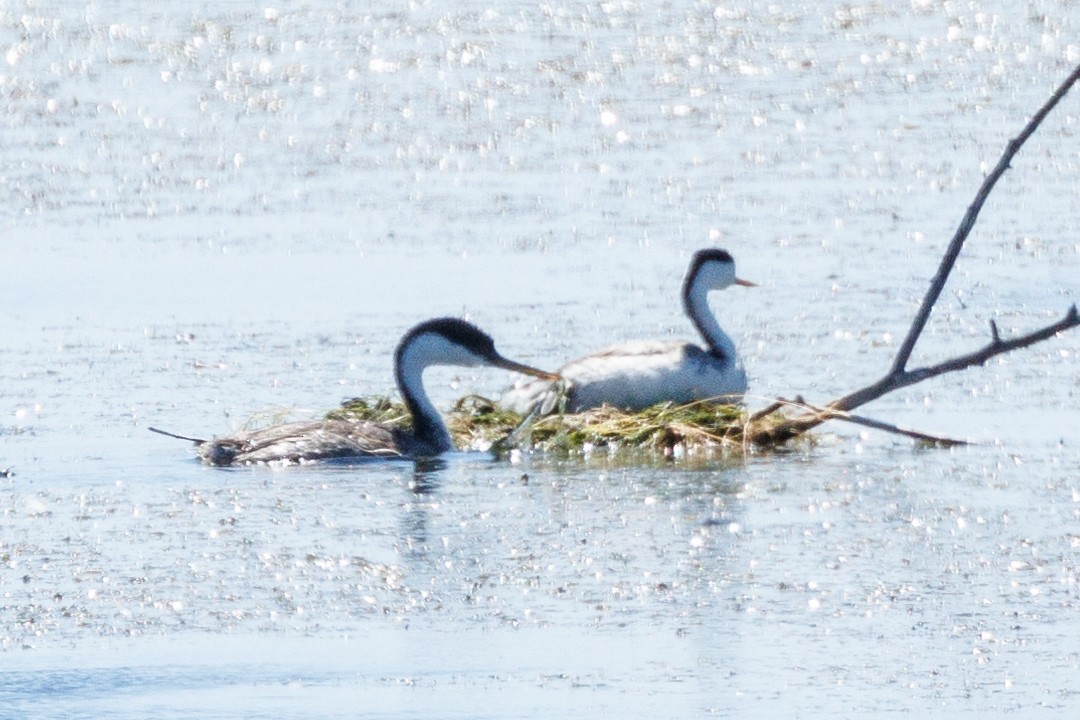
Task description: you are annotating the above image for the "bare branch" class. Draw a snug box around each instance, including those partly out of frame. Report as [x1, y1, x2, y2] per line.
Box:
[750, 305, 1079, 446]
[889, 62, 1080, 375]
[748, 64, 1080, 449]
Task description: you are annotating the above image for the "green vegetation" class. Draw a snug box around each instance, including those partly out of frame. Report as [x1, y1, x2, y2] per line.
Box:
[327, 395, 411, 428]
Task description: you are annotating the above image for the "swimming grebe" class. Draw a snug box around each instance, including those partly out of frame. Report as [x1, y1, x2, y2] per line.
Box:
[152, 317, 558, 465]
[500, 249, 754, 414]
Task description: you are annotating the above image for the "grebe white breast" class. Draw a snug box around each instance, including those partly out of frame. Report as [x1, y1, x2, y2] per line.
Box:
[153, 317, 558, 466]
[500, 249, 754, 414]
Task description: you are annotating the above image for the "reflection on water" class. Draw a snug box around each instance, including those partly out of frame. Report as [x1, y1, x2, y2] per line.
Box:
[400, 457, 446, 552]
[2, 0, 1079, 716]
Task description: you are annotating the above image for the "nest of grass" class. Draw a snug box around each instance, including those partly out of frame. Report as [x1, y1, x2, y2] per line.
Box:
[329, 395, 796, 458]
[524, 400, 746, 456]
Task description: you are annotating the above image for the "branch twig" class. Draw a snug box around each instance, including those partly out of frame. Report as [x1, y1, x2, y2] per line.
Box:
[148, 426, 207, 444]
[783, 398, 972, 447]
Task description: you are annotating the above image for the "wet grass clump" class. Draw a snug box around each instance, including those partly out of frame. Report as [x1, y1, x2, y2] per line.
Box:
[328, 395, 784, 457]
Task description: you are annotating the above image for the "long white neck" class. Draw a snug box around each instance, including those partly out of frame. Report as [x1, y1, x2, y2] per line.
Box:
[395, 358, 454, 454]
[683, 277, 737, 364]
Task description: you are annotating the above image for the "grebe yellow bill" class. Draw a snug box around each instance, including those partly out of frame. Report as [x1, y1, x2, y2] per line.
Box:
[500, 249, 754, 414]
[151, 317, 558, 466]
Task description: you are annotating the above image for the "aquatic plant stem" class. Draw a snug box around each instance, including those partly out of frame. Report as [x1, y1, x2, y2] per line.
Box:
[750, 62, 1080, 448]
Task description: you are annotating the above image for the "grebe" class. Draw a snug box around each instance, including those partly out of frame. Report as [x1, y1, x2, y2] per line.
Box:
[152, 317, 558, 466]
[500, 249, 754, 414]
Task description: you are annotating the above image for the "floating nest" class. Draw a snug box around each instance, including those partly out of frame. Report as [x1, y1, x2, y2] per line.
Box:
[329, 394, 797, 459]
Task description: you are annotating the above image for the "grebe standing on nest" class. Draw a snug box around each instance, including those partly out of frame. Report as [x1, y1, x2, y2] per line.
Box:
[152, 317, 557, 466]
[500, 249, 754, 414]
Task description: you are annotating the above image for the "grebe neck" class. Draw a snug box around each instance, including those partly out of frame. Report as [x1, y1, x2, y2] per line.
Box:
[395, 357, 454, 455]
[682, 275, 738, 363]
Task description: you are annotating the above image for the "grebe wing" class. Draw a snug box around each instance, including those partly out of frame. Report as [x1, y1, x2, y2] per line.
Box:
[199, 418, 401, 466]
[499, 340, 688, 413]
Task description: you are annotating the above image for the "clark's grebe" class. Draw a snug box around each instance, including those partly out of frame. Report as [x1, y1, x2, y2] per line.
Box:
[500, 249, 753, 414]
[152, 317, 557, 465]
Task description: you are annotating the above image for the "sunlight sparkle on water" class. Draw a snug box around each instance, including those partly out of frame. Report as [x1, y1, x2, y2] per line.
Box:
[1, 0, 1078, 717]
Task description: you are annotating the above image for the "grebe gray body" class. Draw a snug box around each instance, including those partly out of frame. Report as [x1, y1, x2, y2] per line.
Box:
[500, 249, 753, 414]
[154, 318, 557, 465]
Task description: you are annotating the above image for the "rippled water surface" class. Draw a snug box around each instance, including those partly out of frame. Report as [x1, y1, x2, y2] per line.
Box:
[2, 0, 1079, 717]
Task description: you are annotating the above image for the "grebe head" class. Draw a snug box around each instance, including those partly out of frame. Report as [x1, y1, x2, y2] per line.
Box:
[390, 317, 556, 457]
[396, 317, 558, 379]
[685, 249, 756, 293]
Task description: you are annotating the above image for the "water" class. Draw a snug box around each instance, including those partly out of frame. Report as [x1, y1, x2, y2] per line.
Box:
[2, 0, 1079, 717]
